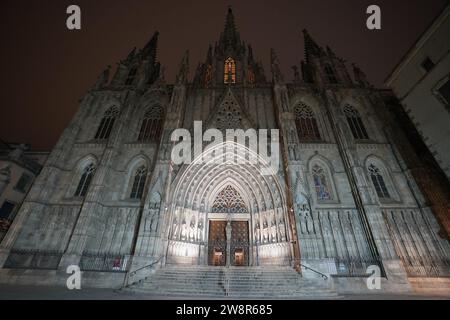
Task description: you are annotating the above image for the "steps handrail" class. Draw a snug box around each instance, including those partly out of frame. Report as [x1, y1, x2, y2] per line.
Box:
[300, 263, 328, 280]
[129, 256, 164, 277]
[122, 256, 164, 289]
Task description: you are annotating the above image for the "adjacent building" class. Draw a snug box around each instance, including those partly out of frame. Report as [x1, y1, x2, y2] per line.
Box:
[0, 141, 49, 242]
[386, 4, 450, 179]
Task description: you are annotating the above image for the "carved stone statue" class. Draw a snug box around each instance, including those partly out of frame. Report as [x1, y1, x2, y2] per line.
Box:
[181, 217, 188, 240]
[172, 214, 179, 240]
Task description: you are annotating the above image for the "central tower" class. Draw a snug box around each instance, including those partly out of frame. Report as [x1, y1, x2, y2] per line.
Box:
[193, 7, 267, 88]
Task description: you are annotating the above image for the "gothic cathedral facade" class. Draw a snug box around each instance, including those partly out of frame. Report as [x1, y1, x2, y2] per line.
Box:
[1, 8, 449, 294]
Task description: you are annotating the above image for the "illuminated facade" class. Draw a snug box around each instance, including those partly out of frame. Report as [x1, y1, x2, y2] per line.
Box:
[0, 7, 449, 297]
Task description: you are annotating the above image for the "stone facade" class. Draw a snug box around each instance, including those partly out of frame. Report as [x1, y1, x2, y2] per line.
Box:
[0, 8, 449, 295]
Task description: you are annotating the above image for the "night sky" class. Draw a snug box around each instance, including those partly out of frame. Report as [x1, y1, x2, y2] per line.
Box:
[0, 0, 447, 151]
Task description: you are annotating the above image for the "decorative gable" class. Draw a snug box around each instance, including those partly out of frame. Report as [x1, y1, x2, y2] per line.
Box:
[208, 88, 253, 130]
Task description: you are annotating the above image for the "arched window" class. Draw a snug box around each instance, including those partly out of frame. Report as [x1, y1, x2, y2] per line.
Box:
[295, 103, 321, 141]
[204, 65, 213, 88]
[211, 185, 248, 213]
[368, 164, 390, 199]
[130, 166, 147, 199]
[224, 57, 236, 84]
[312, 164, 332, 201]
[75, 163, 96, 197]
[138, 106, 164, 142]
[125, 67, 137, 86]
[95, 106, 119, 140]
[343, 105, 369, 140]
[247, 66, 255, 85]
[324, 64, 337, 84]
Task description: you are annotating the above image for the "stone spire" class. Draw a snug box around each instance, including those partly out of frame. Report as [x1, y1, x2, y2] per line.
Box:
[292, 65, 301, 82]
[271, 48, 284, 84]
[206, 45, 213, 64]
[302, 29, 322, 61]
[176, 50, 190, 85]
[352, 63, 371, 88]
[93, 65, 111, 89]
[143, 31, 159, 63]
[223, 6, 238, 47]
[217, 6, 242, 54]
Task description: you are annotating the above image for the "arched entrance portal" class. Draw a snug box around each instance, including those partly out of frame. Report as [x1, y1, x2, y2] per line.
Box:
[208, 185, 250, 267]
[164, 142, 293, 267]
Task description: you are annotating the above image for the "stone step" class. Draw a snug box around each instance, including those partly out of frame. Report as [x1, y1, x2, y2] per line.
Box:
[124, 266, 339, 299]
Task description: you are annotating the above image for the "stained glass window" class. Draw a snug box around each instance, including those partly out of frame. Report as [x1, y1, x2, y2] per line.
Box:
[95, 106, 119, 140]
[224, 57, 236, 84]
[75, 163, 96, 198]
[344, 104, 369, 140]
[130, 166, 147, 199]
[247, 67, 255, 85]
[295, 103, 321, 141]
[138, 106, 164, 142]
[205, 65, 213, 88]
[312, 164, 332, 201]
[368, 164, 390, 199]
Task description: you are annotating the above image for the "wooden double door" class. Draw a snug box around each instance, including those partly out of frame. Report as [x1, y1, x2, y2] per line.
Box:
[208, 220, 249, 267]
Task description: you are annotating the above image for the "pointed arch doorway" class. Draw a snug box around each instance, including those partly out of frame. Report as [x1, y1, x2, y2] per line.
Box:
[165, 141, 294, 267]
[208, 185, 250, 267]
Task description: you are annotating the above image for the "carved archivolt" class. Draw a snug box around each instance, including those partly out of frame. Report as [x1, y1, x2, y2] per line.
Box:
[166, 142, 291, 249]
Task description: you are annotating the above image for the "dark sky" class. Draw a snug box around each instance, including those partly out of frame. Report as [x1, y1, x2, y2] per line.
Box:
[0, 0, 448, 151]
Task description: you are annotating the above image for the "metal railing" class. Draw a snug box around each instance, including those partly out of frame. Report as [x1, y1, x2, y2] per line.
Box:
[332, 258, 384, 277]
[4, 249, 63, 270]
[401, 257, 450, 278]
[122, 256, 164, 288]
[300, 263, 328, 280]
[80, 252, 130, 272]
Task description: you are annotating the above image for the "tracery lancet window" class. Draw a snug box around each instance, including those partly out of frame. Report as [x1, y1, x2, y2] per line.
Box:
[75, 163, 96, 198]
[224, 57, 236, 84]
[368, 164, 390, 199]
[138, 106, 164, 142]
[247, 67, 255, 86]
[211, 185, 248, 213]
[205, 65, 213, 88]
[295, 104, 321, 141]
[312, 164, 332, 201]
[130, 166, 147, 199]
[344, 104, 369, 140]
[95, 106, 119, 140]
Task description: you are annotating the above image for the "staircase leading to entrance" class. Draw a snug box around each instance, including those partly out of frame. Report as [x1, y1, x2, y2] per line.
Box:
[124, 265, 340, 299]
